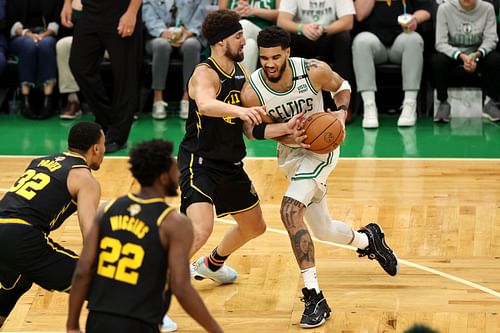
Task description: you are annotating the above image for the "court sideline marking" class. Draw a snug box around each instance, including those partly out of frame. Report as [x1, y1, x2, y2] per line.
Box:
[215, 217, 500, 299]
[1, 184, 496, 300]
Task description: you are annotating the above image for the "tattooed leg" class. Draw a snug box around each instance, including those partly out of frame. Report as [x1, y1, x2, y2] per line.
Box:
[280, 196, 315, 269]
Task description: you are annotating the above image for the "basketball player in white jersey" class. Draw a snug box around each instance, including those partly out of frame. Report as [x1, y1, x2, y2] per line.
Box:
[240, 26, 399, 329]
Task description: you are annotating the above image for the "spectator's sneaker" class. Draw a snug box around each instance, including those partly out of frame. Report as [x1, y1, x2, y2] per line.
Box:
[60, 101, 82, 120]
[152, 101, 167, 120]
[191, 256, 237, 284]
[161, 314, 177, 332]
[179, 100, 189, 119]
[299, 288, 331, 328]
[397, 99, 417, 127]
[362, 102, 379, 128]
[482, 100, 500, 122]
[434, 101, 451, 123]
[357, 223, 399, 276]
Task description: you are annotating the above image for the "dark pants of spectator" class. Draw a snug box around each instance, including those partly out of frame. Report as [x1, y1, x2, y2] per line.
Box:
[431, 51, 500, 102]
[0, 36, 6, 76]
[70, 23, 142, 145]
[290, 31, 354, 85]
[9, 36, 57, 85]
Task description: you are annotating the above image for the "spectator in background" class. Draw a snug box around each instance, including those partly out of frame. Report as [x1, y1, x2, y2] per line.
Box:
[277, 0, 355, 121]
[63, 0, 143, 154]
[0, 0, 6, 78]
[353, 0, 432, 128]
[432, 0, 500, 122]
[7, 0, 61, 120]
[143, 0, 207, 120]
[219, 0, 280, 73]
[56, 0, 83, 120]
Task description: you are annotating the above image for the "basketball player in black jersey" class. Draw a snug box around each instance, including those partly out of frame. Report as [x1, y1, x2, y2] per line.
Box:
[178, 9, 301, 286]
[0, 122, 105, 328]
[67, 140, 222, 333]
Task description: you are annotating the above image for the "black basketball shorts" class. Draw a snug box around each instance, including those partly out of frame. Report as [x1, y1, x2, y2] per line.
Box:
[0, 220, 78, 292]
[178, 150, 259, 217]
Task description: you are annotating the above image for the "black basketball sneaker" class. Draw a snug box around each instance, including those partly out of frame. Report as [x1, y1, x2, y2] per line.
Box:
[357, 223, 399, 276]
[299, 288, 332, 328]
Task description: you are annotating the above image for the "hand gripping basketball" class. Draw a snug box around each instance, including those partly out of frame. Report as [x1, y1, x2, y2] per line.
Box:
[303, 111, 345, 154]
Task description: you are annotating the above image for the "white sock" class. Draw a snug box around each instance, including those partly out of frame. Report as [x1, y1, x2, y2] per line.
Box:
[301, 267, 320, 293]
[361, 91, 376, 105]
[404, 90, 418, 101]
[67, 92, 79, 103]
[350, 231, 369, 249]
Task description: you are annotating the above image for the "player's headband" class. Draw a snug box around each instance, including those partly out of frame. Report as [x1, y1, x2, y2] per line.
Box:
[208, 22, 243, 45]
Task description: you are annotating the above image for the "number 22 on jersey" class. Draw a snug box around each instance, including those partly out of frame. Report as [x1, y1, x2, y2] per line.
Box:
[97, 236, 145, 285]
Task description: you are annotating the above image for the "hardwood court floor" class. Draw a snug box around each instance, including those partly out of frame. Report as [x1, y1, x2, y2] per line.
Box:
[0, 157, 499, 333]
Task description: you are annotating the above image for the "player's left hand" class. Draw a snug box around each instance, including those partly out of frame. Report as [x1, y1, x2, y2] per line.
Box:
[287, 111, 307, 132]
[327, 108, 347, 144]
[117, 10, 137, 38]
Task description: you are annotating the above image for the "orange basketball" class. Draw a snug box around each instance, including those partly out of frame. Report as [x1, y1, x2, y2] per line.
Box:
[303, 112, 344, 154]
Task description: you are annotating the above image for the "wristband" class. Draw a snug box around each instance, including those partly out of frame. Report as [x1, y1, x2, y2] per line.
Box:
[252, 123, 267, 140]
[297, 23, 303, 36]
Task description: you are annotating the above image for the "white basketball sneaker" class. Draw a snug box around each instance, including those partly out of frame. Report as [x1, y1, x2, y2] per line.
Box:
[179, 100, 189, 120]
[362, 102, 379, 129]
[191, 256, 238, 284]
[161, 314, 177, 332]
[397, 99, 417, 127]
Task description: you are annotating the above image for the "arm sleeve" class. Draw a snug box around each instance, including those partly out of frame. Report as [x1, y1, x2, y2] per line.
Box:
[142, 0, 168, 38]
[477, 5, 498, 56]
[435, 5, 461, 59]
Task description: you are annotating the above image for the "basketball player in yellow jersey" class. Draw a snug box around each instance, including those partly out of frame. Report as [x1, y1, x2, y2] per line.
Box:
[241, 26, 399, 329]
[67, 140, 222, 333]
[0, 122, 105, 328]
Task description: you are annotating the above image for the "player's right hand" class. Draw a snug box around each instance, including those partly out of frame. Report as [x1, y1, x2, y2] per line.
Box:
[60, 2, 73, 28]
[240, 106, 267, 125]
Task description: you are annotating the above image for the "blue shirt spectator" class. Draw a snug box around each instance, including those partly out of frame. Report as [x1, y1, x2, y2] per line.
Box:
[142, 0, 208, 120]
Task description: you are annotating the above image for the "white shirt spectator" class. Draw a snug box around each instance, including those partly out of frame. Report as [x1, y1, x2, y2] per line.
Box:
[279, 0, 355, 25]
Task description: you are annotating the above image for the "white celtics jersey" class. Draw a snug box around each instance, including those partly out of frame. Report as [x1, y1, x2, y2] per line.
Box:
[248, 57, 324, 123]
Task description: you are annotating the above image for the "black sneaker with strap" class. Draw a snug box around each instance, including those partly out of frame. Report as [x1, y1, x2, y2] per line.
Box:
[299, 288, 331, 328]
[357, 223, 399, 276]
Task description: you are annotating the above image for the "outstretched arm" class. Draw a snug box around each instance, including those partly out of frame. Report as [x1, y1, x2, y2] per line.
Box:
[189, 65, 266, 124]
[161, 212, 223, 333]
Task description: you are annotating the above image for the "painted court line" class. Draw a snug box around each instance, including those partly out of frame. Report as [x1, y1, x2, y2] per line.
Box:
[0, 187, 498, 299]
[214, 217, 500, 299]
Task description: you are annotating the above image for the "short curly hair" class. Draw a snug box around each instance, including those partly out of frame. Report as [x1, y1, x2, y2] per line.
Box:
[202, 9, 240, 43]
[257, 26, 291, 49]
[129, 139, 174, 187]
[68, 122, 102, 152]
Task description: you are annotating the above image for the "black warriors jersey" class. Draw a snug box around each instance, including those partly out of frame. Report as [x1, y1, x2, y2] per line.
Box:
[88, 193, 172, 325]
[180, 57, 248, 163]
[0, 152, 89, 233]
